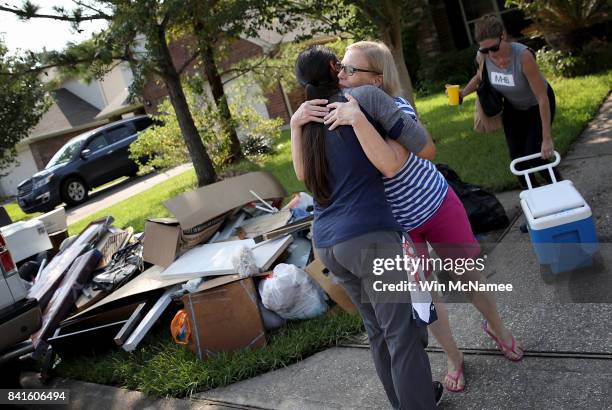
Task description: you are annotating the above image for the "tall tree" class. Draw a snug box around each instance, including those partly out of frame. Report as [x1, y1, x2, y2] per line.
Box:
[0, 0, 218, 186]
[0, 40, 50, 173]
[180, 0, 285, 163]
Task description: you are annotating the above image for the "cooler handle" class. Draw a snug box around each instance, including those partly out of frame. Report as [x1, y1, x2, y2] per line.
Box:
[509, 151, 560, 190]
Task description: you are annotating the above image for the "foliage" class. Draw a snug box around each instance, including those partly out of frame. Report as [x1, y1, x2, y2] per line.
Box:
[129, 77, 282, 170]
[536, 38, 612, 78]
[507, 0, 610, 52]
[415, 46, 478, 96]
[0, 40, 50, 174]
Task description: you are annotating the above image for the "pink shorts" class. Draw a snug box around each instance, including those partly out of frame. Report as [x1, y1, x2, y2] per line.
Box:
[408, 187, 480, 277]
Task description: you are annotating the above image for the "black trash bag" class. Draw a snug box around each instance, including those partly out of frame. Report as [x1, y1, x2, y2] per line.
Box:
[436, 164, 509, 234]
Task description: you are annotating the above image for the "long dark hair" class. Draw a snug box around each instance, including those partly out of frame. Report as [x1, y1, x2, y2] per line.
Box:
[295, 45, 340, 207]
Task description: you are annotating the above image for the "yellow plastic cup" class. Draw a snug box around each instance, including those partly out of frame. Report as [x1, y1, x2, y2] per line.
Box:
[446, 85, 460, 106]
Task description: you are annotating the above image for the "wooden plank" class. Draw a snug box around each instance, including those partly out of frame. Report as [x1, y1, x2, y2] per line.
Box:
[122, 286, 180, 352]
[252, 217, 312, 243]
[232, 209, 292, 240]
[114, 302, 148, 346]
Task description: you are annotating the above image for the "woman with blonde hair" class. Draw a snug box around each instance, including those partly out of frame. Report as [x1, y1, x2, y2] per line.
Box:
[292, 40, 523, 393]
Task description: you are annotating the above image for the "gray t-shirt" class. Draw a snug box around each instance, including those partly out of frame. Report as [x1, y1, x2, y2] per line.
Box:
[344, 85, 428, 153]
[483, 42, 547, 110]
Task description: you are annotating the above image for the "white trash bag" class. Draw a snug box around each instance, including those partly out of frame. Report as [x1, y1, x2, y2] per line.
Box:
[258, 263, 328, 320]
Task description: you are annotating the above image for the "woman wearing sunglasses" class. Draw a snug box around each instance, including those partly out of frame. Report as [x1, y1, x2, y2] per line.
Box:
[459, 14, 560, 188]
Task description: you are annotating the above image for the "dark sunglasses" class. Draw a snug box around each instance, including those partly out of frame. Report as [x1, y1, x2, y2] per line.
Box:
[334, 61, 381, 76]
[479, 37, 502, 54]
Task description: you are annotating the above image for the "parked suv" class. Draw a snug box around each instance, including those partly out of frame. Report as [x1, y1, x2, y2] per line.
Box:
[17, 115, 154, 213]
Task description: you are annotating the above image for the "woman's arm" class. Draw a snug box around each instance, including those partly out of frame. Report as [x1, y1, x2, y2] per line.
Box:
[459, 53, 483, 101]
[290, 99, 330, 181]
[521, 50, 554, 159]
[344, 85, 431, 155]
[325, 94, 406, 177]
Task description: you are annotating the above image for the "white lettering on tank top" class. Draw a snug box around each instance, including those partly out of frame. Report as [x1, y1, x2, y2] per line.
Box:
[490, 72, 515, 87]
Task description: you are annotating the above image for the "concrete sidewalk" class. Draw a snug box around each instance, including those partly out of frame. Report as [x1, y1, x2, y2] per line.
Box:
[193, 95, 612, 409]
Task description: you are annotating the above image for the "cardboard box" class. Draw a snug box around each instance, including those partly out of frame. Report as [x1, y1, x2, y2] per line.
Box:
[34, 207, 67, 234]
[182, 275, 266, 360]
[304, 258, 358, 314]
[143, 172, 287, 268]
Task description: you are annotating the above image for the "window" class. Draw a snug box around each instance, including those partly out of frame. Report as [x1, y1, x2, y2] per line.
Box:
[133, 117, 153, 132]
[85, 135, 108, 152]
[458, 0, 526, 44]
[46, 139, 83, 168]
[105, 125, 134, 144]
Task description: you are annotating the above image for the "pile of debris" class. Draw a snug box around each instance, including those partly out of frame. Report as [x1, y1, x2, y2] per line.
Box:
[1, 171, 357, 375]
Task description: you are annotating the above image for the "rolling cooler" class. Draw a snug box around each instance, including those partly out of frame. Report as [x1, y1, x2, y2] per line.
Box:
[510, 152, 598, 274]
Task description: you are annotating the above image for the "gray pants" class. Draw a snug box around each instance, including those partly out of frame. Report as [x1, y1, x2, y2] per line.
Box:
[317, 231, 436, 410]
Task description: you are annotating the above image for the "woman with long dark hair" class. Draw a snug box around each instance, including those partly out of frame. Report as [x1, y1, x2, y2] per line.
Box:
[293, 45, 440, 409]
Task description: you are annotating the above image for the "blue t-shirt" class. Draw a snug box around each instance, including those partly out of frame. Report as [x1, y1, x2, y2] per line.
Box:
[312, 86, 429, 248]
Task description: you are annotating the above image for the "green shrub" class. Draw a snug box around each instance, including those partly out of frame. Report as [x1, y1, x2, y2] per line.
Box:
[537, 39, 612, 78]
[130, 78, 282, 171]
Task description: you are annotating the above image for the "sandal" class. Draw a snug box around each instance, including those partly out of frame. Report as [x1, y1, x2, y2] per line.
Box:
[443, 360, 465, 393]
[482, 320, 524, 362]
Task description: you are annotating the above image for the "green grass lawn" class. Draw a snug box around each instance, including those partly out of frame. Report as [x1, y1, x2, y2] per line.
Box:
[55, 310, 363, 397]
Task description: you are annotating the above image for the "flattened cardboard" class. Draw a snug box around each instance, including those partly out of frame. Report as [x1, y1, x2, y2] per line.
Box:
[183, 276, 266, 360]
[304, 258, 357, 314]
[163, 171, 287, 230]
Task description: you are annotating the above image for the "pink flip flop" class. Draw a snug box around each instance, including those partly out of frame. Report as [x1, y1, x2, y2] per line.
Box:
[444, 360, 465, 392]
[482, 320, 523, 362]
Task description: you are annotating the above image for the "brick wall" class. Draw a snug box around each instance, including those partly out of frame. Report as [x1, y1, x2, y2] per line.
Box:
[29, 126, 101, 170]
[264, 83, 291, 123]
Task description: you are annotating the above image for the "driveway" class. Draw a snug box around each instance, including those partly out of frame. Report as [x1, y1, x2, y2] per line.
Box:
[66, 163, 193, 226]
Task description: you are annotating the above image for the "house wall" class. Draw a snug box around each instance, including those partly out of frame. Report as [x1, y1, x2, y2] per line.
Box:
[63, 78, 106, 110]
[99, 63, 134, 105]
[0, 146, 39, 197]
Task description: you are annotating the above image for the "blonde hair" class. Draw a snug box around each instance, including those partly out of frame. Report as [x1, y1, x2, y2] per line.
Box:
[346, 41, 402, 97]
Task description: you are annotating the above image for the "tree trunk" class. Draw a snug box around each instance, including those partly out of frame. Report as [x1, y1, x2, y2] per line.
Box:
[200, 40, 244, 163]
[377, 7, 417, 108]
[156, 25, 216, 186]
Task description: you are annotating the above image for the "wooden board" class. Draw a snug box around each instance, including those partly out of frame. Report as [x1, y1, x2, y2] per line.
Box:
[232, 209, 292, 240]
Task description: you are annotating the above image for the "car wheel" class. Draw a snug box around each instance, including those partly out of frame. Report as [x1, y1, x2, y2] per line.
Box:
[61, 177, 88, 206]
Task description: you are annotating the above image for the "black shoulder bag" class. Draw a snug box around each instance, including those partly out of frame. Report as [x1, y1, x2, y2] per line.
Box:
[476, 60, 504, 117]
